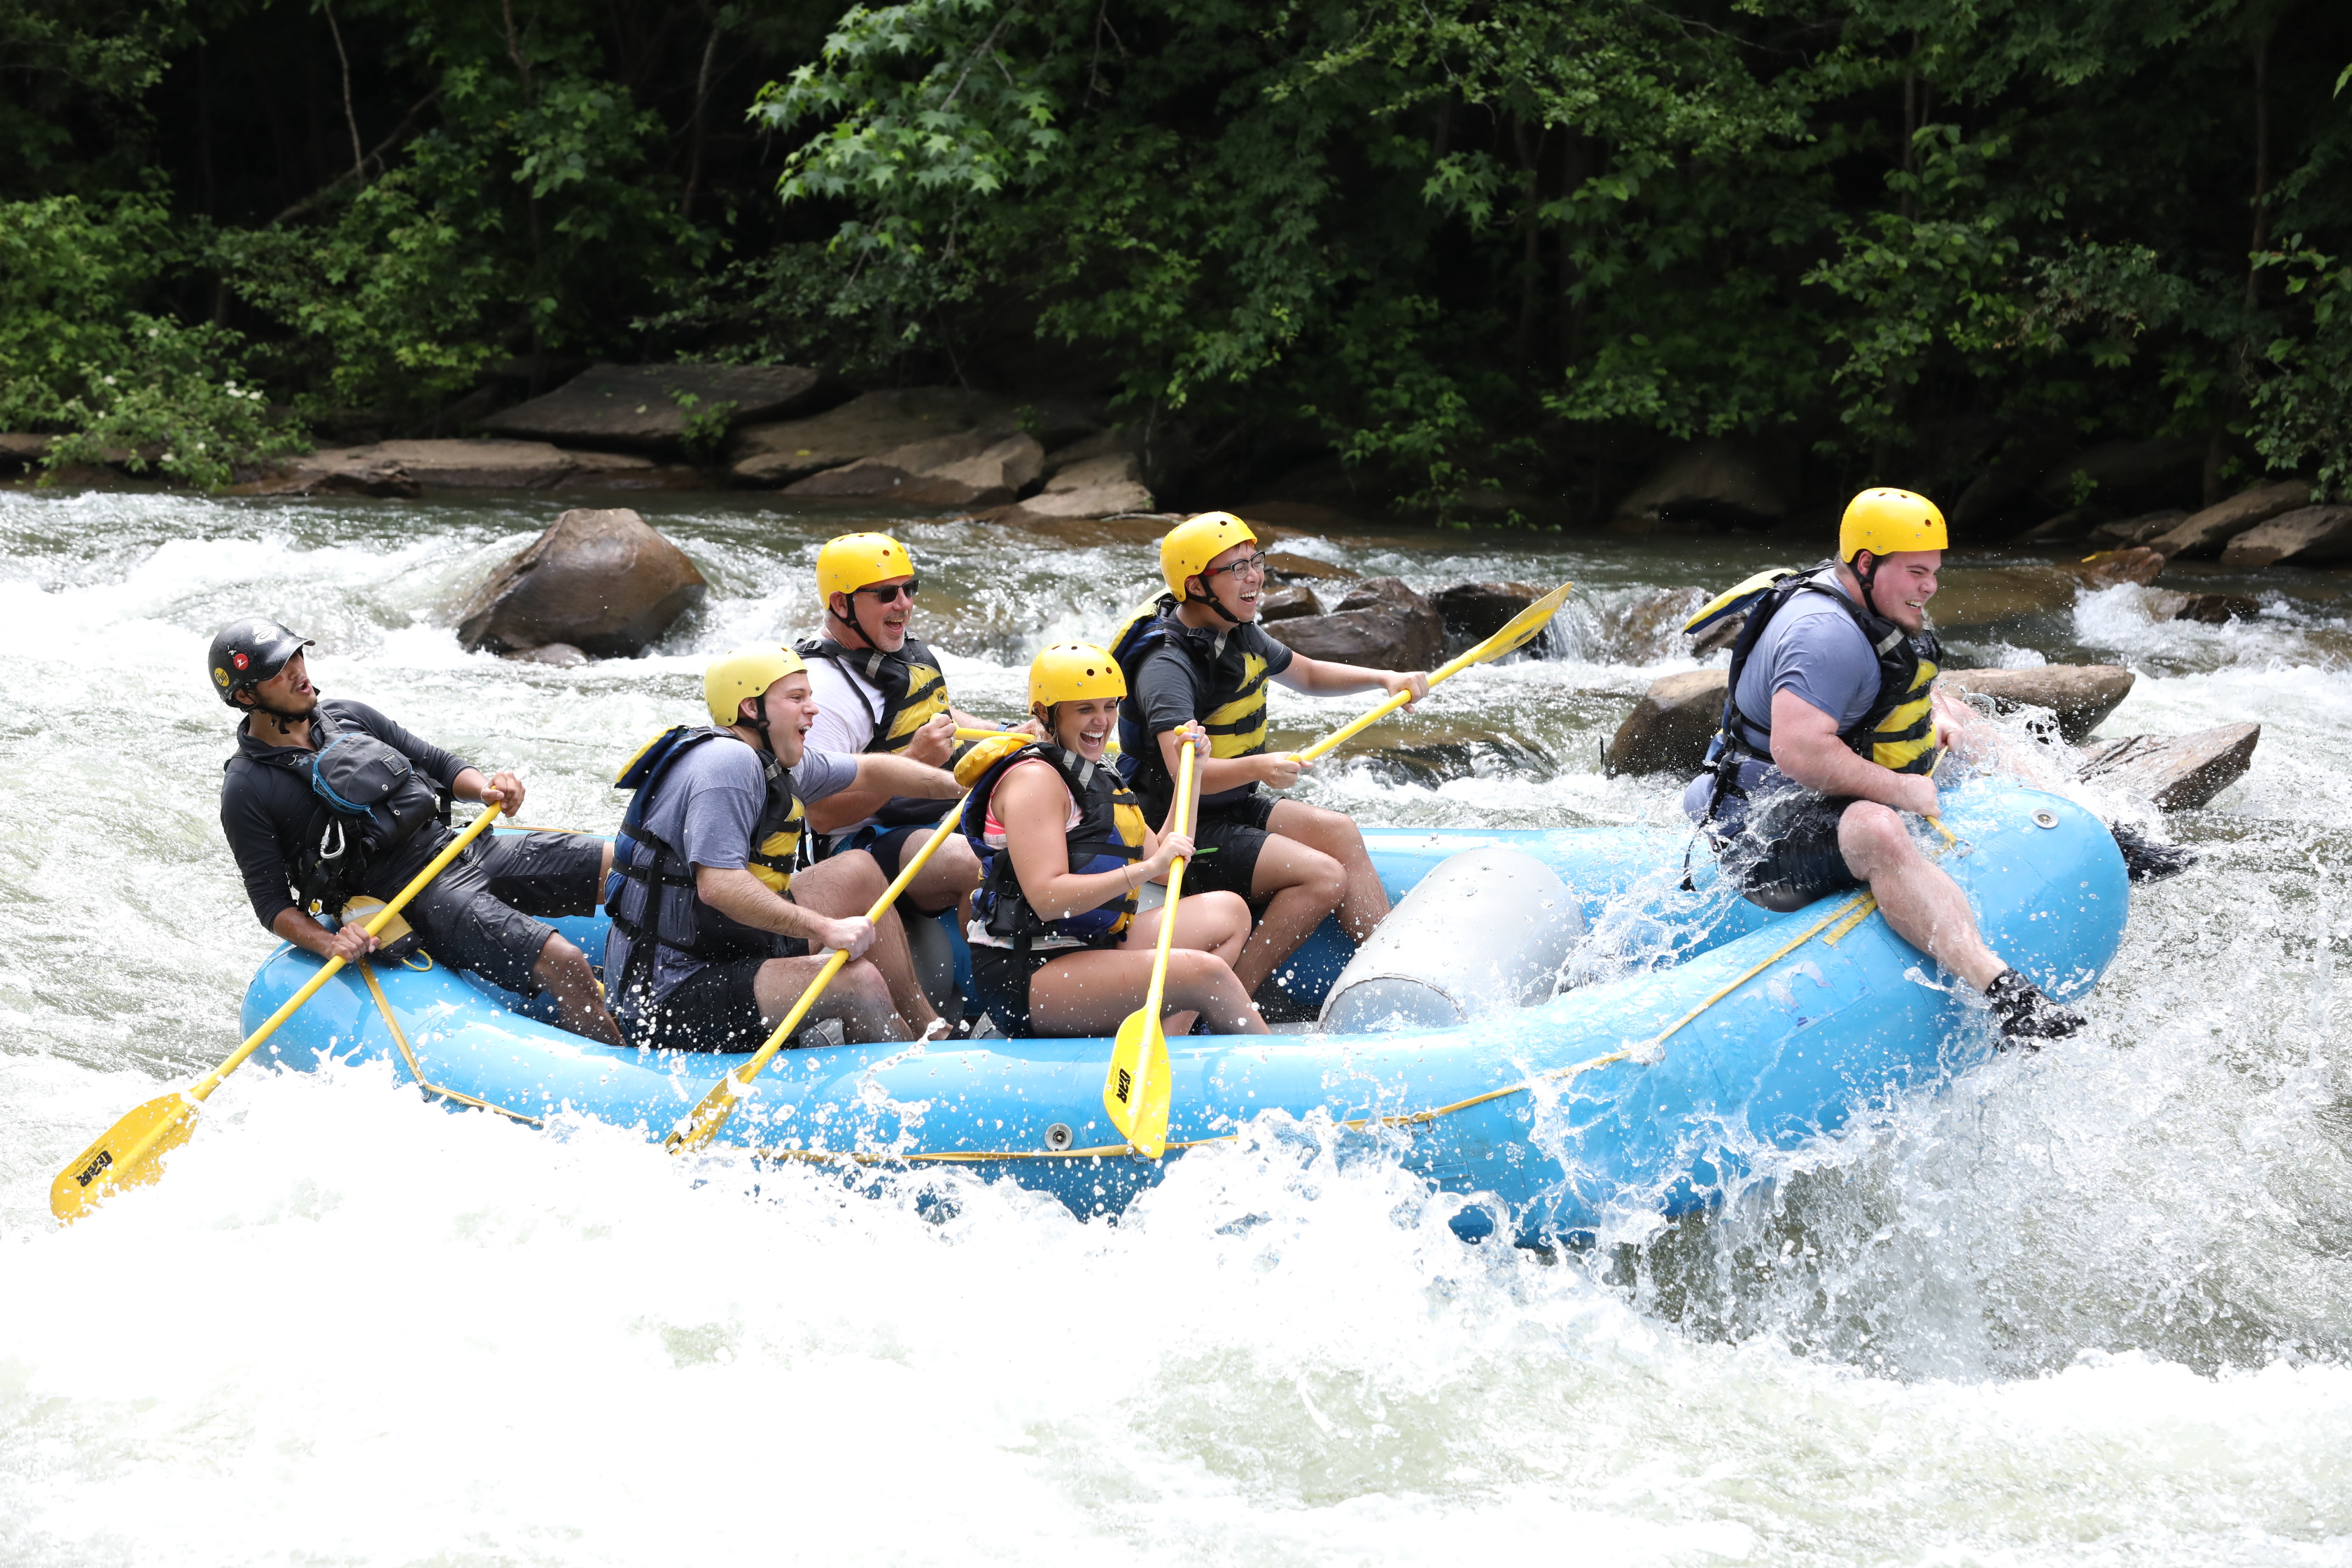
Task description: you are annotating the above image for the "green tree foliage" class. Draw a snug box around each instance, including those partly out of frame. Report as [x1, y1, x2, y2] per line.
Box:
[1, 0, 2347, 512]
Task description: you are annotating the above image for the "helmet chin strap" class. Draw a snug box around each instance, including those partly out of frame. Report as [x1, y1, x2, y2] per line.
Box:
[1851, 552, 1888, 622]
[831, 592, 885, 649]
[742, 692, 783, 761]
[1184, 576, 1242, 624]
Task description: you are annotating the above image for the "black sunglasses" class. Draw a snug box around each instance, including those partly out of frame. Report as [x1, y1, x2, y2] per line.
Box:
[854, 580, 922, 603]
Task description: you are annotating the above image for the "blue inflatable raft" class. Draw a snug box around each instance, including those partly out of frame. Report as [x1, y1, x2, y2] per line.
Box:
[246, 781, 2126, 1244]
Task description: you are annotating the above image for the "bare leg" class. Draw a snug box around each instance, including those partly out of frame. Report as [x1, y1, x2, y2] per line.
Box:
[1266, 799, 1389, 940]
[1026, 946, 1268, 1037]
[1234, 834, 1345, 993]
[791, 852, 944, 1036]
[1119, 890, 1252, 1034]
[752, 954, 911, 1044]
[533, 934, 625, 1045]
[895, 828, 982, 916]
[1838, 802, 2004, 991]
[596, 839, 613, 890]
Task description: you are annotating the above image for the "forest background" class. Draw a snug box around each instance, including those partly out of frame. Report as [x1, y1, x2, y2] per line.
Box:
[4, 0, 2349, 528]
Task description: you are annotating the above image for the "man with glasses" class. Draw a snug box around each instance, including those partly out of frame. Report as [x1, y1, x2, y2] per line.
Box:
[1112, 513, 1429, 1002]
[797, 532, 1023, 918]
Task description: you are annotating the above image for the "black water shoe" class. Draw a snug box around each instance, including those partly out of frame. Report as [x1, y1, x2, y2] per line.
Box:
[1984, 969, 2085, 1047]
[2108, 821, 2198, 883]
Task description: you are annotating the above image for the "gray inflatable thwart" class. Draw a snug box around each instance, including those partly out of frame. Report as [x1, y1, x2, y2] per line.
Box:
[1319, 846, 1585, 1032]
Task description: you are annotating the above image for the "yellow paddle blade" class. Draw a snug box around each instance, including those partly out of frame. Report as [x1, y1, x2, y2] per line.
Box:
[667, 1068, 753, 1154]
[1104, 1008, 1171, 1158]
[1470, 581, 1574, 664]
[49, 1090, 199, 1222]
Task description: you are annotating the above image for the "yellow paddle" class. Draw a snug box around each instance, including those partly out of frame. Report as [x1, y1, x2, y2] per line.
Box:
[668, 796, 967, 1153]
[1289, 582, 1574, 764]
[1104, 742, 1196, 1158]
[50, 804, 507, 1223]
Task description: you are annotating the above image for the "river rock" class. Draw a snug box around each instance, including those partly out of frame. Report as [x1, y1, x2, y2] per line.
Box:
[2148, 479, 2311, 559]
[1432, 581, 1543, 643]
[2217, 504, 2352, 568]
[478, 363, 825, 453]
[455, 507, 707, 657]
[729, 388, 1011, 486]
[351, 440, 580, 489]
[783, 430, 1045, 507]
[1265, 551, 1352, 582]
[1267, 578, 1442, 669]
[0, 433, 51, 472]
[500, 642, 590, 666]
[1602, 669, 1727, 777]
[233, 447, 421, 498]
[1610, 440, 1788, 533]
[2052, 547, 2165, 589]
[2161, 592, 2264, 624]
[1939, 665, 2134, 743]
[1005, 452, 1154, 519]
[2086, 508, 2188, 547]
[2076, 723, 2260, 811]
[1259, 584, 1324, 622]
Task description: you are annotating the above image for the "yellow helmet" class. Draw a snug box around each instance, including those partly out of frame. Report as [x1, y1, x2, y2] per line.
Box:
[816, 532, 915, 604]
[1840, 488, 1948, 561]
[704, 645, 806, 726]
[1029, 640, 1127, 710]
[1159, 511, 1258, 598]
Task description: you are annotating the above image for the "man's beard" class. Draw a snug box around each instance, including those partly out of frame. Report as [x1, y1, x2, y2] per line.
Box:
[248, 685, 320, 729]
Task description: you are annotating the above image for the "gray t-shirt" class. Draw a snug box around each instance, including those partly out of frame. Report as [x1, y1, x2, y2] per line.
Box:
[1682, 577, 1879, 825]
[612, 736, 860, 1000]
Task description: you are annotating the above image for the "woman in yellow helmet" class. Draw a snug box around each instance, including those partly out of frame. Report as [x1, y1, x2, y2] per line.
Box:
[955, 641, 1267, 1038]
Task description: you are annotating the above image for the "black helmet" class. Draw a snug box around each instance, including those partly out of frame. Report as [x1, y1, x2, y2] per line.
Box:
[208, 618, 313, 708]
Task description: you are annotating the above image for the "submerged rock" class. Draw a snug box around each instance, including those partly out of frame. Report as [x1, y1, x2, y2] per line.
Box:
[2077, 724, 2261, 811]
[2148, 479, 2311, 559]
[1267, 577, 1443, 669]
[2149, 591, 2264, 624]
[1602, 669, 1728, 777]
[456, 507, 706, 658]
[478, 363, 826, 453]
[2217, 504, 2352, 568]
[1940, 665, 2135, 744]
[500, 642, 590, 667]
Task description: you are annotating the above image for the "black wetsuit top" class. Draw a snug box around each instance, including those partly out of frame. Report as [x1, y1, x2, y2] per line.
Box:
[218, 699, 473, 930]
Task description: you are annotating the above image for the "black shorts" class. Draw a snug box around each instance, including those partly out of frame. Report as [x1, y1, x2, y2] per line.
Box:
[818, 825, 955, 912]
[1181, 791, 1278, 897]
[969, 944, 1063, 1037]
[617, 954, 771, 1053]
[377, 830, 605, 994]
[1712, 792, 1863, 913]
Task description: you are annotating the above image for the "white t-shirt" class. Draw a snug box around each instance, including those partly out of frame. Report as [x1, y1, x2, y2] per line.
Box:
[804, 655, 885, 757]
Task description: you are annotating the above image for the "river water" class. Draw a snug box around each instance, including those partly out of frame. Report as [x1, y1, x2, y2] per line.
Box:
[3, 487, 2348, 1565]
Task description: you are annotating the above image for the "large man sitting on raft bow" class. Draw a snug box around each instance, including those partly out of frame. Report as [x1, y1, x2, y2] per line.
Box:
[210, 619, 624, 1045]
[1684, 487, 2082, 1044]
[603, 646, 962, 1049]
[1114, 512, 1429, 995]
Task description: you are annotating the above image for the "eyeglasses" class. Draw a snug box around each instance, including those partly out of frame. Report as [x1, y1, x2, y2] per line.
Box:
[1203, 554, 1268, 580]
[855, 580, 922, 603]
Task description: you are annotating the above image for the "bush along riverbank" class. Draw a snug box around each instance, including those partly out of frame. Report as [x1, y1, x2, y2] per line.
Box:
[5, 1, 2351, 528]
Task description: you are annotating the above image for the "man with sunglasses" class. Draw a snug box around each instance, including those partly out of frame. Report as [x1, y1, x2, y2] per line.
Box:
[797, 532, 1023, 917]
[1112, 513, 1429, 1002]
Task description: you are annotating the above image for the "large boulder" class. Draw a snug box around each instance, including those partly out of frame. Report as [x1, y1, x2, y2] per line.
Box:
[345, 439, 580, 489]
[1266, 577, 1443, 670]
[729, 388, 1011, 486]
[1432, 581, 1544, 644]
[1939, 665, 2135, 744]
[1004, 451, 1155, 519]
[233, 447, 421, 498]
[783, 430, 1045, 507]
[2217, 504, 2352, 568]
[1259, 584, 1324, 622]
[1609, 440, 1788, 534]
[455, 507, 707, 658]
[2148, 479, 2311, 559]
[1602, 669, 1727, 777]
[2076, 724, 2260, 812]
[478, 363, 826, 453]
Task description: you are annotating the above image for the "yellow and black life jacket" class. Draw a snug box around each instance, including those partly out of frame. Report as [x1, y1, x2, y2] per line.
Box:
[1694, 561, 1941, 819]
[1109, 593, 1278, 806]
[604, 725, 806, 967]
[797, 633, 953, 827]
[958, 743, 1149, 951]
